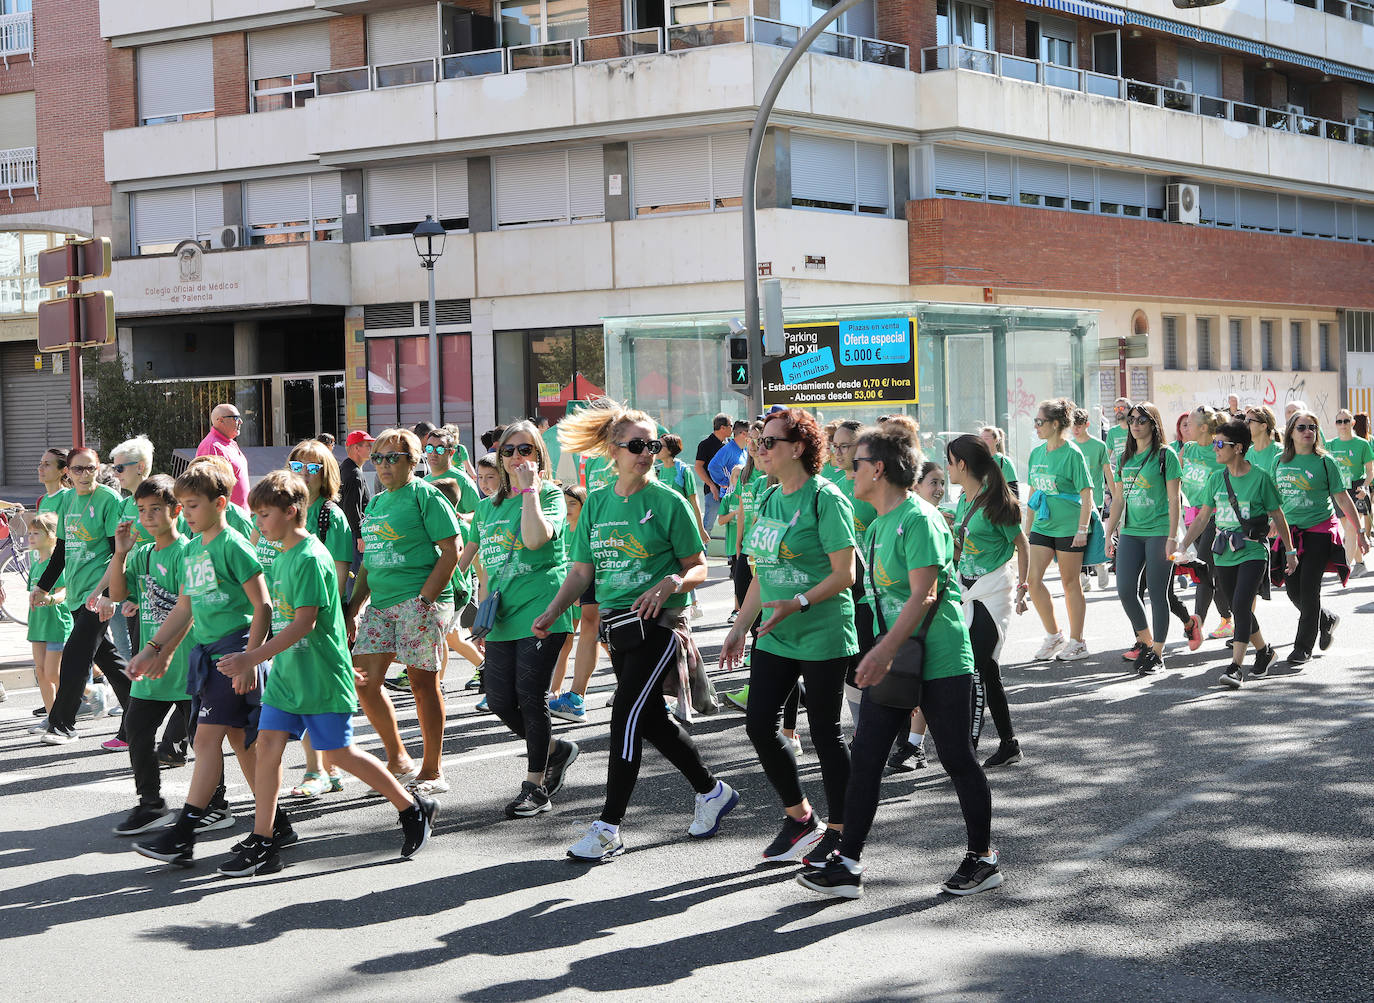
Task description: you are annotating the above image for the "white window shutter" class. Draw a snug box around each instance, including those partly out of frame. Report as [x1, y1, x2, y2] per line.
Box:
[436, 158, 469, 221]
[247, 21, 332, 80]
[245, 176, 312, 227]
[495, 149, 570, 227]
[138, 38, 214, 120]
[1017, 157, 1068, 200]
[632, 136, 710, 211]
[1097, 168, 1144, 207]
[310, 173, 343, 221]
[709, 133, 748, 203]
[1069, 165, 1094, 205]
[568, 147, 605, 221]
[134, 188, 197, 247]
[792, 134, 856, 206]
[195, 186, 224, 235]
[855, 142, 889, 213]
[1237, 189, 1277, 230]
[987, 153, 1014, 201]
[367, 5, 438, 65]
[366, 162, 437, 228]
[932, 146, 985, 196]
[0, 91, 36, 148]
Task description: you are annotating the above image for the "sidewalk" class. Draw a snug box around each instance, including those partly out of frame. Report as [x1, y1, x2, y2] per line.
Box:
[0, 617, 34, 687]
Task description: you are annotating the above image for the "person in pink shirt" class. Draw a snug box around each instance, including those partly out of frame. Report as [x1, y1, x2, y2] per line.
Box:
[196, 404, 250, 510]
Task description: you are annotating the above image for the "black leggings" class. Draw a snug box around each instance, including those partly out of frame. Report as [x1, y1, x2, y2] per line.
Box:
[1136, 560, 1190, 626]
[1192, 517, 1233, 621]
[1285, 529, 1335, 654]
[1117, 534, 1176, 640]
[124, 696, 190, 805]
[746, 648, 850, 822]
[484, 633, 569, 774]
[732, 557, 753, 608]
[50, 607, 129, 732]
[969, 601, 1014, 746]
[1214, 560, 1266, 651]
[601, 622, 715, 826]
[840, 674, 992, 861]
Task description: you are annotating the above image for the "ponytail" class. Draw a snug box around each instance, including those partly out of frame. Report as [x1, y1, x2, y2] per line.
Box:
[556, 398, 657, 458]
[946, 434, 1019, 527]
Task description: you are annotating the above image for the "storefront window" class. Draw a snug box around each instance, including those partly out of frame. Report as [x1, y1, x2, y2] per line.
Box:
[367, 334, 474, 454]
[0, 231, 62, 316]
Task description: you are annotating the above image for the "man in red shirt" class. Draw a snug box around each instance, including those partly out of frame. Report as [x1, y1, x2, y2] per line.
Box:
[196, 404, 249, 510]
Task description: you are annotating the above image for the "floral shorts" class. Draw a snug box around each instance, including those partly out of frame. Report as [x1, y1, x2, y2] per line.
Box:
[354, 596, 454, 672]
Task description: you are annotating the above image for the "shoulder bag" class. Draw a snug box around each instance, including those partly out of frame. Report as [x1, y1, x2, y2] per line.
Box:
[1222, 469, 1270, 542]
[865, 536, 947, 711]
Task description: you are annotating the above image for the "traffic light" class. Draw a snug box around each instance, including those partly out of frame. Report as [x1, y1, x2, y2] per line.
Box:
[728, 332, 751, 395]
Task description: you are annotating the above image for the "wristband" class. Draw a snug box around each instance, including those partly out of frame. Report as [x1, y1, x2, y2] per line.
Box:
[1286, 549, 1297, 556]
[1016, 583, 1029, 591]
[519, 487, 537, 495]
[146, 640, 162, 654]
[665, 574, 684, 592]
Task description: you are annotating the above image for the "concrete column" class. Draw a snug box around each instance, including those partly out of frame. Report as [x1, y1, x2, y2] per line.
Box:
[470, 299, 496, 440]
[468, 157, 494, 232]
[758, 127, 790, 209]
[604, 142, 630, 222]
[233, 320, 258, 375]
[111, 190, 131, 257]
[222, 182, 244, 228]
[341, 169, 365, 243]
[891, 143, 911, 220]
[991, 325, 1009, 433]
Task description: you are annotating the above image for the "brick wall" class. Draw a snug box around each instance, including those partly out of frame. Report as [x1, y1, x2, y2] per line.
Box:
[908, 198, 1374, 309]
[589, 0, 625, 36]
[1221, 54, 1245, 103]
[213, 32, 246, 117]
[107, 44, 136, 130]
[1309, 81, 1357, 123]
[0, 58, 34, 95]
[329, 15, 367, 69]
[1252, 69, 1288, 108]
[877, 0, 932, 65]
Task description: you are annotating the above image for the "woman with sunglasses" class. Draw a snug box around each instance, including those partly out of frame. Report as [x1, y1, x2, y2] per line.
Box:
[457, 421, 581, 819]
[1325, 409, 1373, 576]
[1176, 419, 1294, 688]
[721, 407, 856, 865]
[536, 402, 735, 862]
[423, 428, 480, 516]
[1023, 398, 1094, 662]
[722, 423, 769, 710]
[1180, 407, 1232, 645]
[346, 429, 461, 795]
[831, 420, 880, 743]
[1245, 407, 1281, 475]
[799, 421, 999, 899]
[1273, 412, 1365, 665]
[1105, 403, 1182, 676]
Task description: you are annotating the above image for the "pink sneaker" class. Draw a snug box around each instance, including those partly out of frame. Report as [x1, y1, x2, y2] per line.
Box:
[1184, 615, 1203, 651]
[101, 737, 129, 752]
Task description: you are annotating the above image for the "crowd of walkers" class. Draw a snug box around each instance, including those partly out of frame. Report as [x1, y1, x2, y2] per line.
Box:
[9, 388, 1366, 899]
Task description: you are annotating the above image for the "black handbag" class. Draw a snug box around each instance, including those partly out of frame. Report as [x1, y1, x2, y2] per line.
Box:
[865, 538, 946, 711]
[599, 607, 648, 653]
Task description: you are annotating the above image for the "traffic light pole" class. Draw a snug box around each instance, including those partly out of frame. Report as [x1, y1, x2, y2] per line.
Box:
[742, 0, 866, 416]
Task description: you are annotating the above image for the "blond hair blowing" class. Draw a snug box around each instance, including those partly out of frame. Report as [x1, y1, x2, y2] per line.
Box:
[556, 399, 657, 458]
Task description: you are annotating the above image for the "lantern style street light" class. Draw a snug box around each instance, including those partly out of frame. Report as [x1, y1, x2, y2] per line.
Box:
[413, 215, 446, 423]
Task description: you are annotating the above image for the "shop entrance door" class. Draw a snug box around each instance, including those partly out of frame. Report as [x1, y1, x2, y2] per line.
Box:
[271, 372, 345, 446]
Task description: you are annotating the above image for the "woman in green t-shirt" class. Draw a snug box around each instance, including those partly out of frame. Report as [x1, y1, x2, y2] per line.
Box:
[1180, 406, 1235, 643]
[1177, 419, 1295, 688]
[799, 421, 999, 900]
[1327, 408, 1373, 574]
[1273, 411, 1366, 664]
[979, 425, 1018, 500]
[1244, 406, 1281, 476]
[535, 401, 735, 862]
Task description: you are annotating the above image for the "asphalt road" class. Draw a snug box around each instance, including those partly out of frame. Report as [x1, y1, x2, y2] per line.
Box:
[2, 561, 1372, 1001]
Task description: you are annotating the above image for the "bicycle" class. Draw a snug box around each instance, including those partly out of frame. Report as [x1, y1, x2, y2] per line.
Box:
[0, 505, 32, 627]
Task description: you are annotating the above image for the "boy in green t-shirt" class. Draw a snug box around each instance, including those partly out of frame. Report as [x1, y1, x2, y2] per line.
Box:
[24, 512, 69, 727]
[211, 471, 438, 876]
[107, 475, 195, 836]
[129, 463, 277, 868]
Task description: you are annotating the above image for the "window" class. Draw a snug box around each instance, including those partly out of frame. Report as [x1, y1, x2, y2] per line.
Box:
[791, 136, 890, 216]
[1319, 322, 1337, 371]
[1196, 318, 1215, 370]
[248, 23, 331, 112]
[365, 159, 469, 237]
[138, 39, 214, 125]
[1163, 315, 1180, 370]
[499, 0, 589, 45]
[366, 333, 474, 445]
[0, 231, 64, 316]
[494, 146, 604, 227]
[1176, 45, 1221, 98]
[1028, 16, 1075, 67]
[1229, 318, 1247, 370]
[244, 174, 343, 244]
[1290, 321, 1308, 371]
[1092, 30, 1120, 76]
[632, 133, 745, 216]
[667, 0, 742, 26]
[1261, 320, 1277, 370]
[936, 0, 992, 49]
[0, 91, 36, 149]
[132, 186, 225, 254]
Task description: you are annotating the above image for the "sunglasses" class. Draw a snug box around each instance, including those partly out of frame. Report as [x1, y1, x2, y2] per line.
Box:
[499, 443, 537, 458]
[289, 461, 323, 476]
[1128, 414, 1154, 426]
[112, 462, 137, 473]
[830, 441, 854, 452]
[852, 455, 877, 467]
[758, 435, 799, 450]
[1212, 439, 1237, 450]
[1293, 423, 1318, 433]
[424, 444, 451, 455]
[219, 415, 244, 425]
[615, 438, 663, 455]
[69, 464, 98, 475]
[1336, 418, 1353, 425]
[371, 452, 408, 465]
[1246, 416, 1264, 423]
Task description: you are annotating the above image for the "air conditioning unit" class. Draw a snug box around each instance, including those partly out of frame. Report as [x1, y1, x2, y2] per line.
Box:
[1166, 78, 1192, 93]
[1166, 183, 1201, 225]
[1284, 103, 1305, 116]
[214, 225, 247, 249]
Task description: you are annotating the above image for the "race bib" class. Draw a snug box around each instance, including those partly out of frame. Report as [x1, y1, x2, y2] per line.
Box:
[745, 516, 789, 562]
[183, 552, 220, 597]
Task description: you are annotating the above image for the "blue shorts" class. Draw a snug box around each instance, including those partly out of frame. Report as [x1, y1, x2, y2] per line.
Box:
[258, 705, 353, 751]
[45, 641, 65, 653]
[195, 661, 261, 741]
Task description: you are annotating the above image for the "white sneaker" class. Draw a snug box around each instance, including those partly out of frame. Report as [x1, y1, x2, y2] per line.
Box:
[1056, 639, 1090, 661]
[28, 718, 50, 735]
[1079, 572, 1092, 592]
[567, 822, 625, 862]
[787, 735, 804, 758]
[1096, 563, 1110, 588]
[1033, 633, 1066, 660]
[687, 782, 740, 838]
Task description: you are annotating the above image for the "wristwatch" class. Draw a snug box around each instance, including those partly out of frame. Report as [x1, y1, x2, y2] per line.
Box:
[418, 595, 436, 608]
[794, 593, 811, 612]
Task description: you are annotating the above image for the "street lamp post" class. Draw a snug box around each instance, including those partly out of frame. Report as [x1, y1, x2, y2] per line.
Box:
[413, 215, 446, 423]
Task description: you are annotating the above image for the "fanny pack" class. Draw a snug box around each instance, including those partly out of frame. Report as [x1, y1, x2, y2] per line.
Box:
[597, 607, 685, 653]
[866, 539, 946, 711]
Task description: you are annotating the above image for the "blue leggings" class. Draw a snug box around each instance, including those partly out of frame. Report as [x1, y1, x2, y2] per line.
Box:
[1115, 534, 1173, 640]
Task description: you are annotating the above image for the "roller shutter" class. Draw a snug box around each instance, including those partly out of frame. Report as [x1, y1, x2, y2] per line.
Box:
[1, 342, 72, 486]
[436, 159, 469, 222]
[138, 38, 214, 121]
[632, 136, 710, 212]
[245, 176, 311, 227]
[792, 134, 856, 207]
[247, 21, 332, 80]
[709, 133, 747, 204]
[855, 142, 890, 214]
[367, 5, 438, 65]
[568, 147, 605, 221]
[366, 162, 436, 228]
[495, 149, 569, 227]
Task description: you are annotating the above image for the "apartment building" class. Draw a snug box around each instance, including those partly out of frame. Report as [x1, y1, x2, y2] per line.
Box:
[61, 1, 1374, 463]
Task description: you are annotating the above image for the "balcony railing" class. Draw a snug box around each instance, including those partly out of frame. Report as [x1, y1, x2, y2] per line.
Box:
[0, 146, 37, 201]
[1287, 0, 1374, 24]
[315, 16, 910, 96]
[922, 45, 1374, 150]
[0, 11, 33, 66]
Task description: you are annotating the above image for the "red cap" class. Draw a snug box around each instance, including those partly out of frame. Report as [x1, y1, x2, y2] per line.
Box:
[345, 430, 375, 447]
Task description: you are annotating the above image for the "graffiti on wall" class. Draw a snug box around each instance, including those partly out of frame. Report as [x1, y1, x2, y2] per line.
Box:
[1155, 372, 1335, 424]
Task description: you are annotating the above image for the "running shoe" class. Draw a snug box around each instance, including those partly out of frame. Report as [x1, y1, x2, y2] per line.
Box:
[217, 834, 282, 878]
[464, 666, 483, 691]
[75, 687, 109, 720]
[887, 739, 927, 773]
[272, 809, 298, 848]
[1251, 644, 1277, 679]
[1319, 612, 1339, 651]
[40, 726, 78, 745]
[28, 717, 49, 734]
[1055, 639, 1090, 661]
[724, 686, 749, 711]
[1079, 572, 1092, 593]
[400, 795, 439, 858]
[1184, 615, 1203, 651]
[1288, 648, 1311, 668]
[940, 850, 1003, 896]
[101, 737, 129, 752]
[761, 814, 825, 863]
[157, 747, 188, 768]
[786, 734, 804, 759]
[113, 802, 176, 836]
[544, 739, 580, 797]
[32, 705, 46, 716]
[796, 856, 863, 899]
[1121, 641, 1146, 661]
[1096, 563, 1110, 589]
[687, 782, 739, 838]
[567, 822, 624, 862]
[1032, 633, 1066, 661]
[1135, 648, 1163, 675]
[800, 828, 842, 868]
[1207, 618, 1234, 640]
[135, 828, 195, 868]
[549, 691, 587, 723]
[1220, 665, 1244, 689]
[505, 781, 551, 819]
[194, 805, 236, 833]
[727, 609, 738, 625]
[983, 739, 1023, 768]
[475, 694, 489, 713]
[383, 670, 411, 692]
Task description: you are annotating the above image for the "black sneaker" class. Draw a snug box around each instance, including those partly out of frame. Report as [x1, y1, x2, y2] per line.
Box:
[940, 850, 1003, 896]
[505, 781, 552, 819]
[1121, 641, 1147, 662]
[886, 739, 927, 773]
[1220, 664, 1244, 689]
[1251, 644, 1277, 679]
[983, 739, 1022, 768]
[273, 808, 298, 848]
[761, 814, 825, 863]
[1319, 613, 1339, 651]
[1136, 648, 1163, 675]
[157, 747, 188, 768]
[796, 856, 863, 899]
[1289, 648, 1311, 668]
[31, 705, 46, 716]
[113, 802, 176, 836]
[194, 805, 235, 833]
[544, 739, 580, 797]
[800, 827, 842, 868]
[216, 834, 282, 878]
[134, 827, 195, 868]
[465, 665, 483, 691]
[400, 795, 439, 858]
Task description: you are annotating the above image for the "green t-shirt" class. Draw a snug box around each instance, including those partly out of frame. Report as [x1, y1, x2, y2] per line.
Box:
[361, 478, 462, 610]
[663, 458, 696, 500]
[1179, 441, 1221, 508]
[1026, 441, 1090, 537]
[1274, 453, 1347, 530]
[36, 489, 69, 589]
[953, 494, 1018, 579]
[1074, 435, 1111, 505]
[424, 468, 480, 514]
[569, 478, 703, 612]
[1325, 436, 1373, 488]
[252, 514, 283, 572]
[59, 484, 123, 612]
[747, 476, 858, 661]
[821, 463, 846, 483]
[737, 471, 766, 546]
[583, 455, 617, 495]
[128, 536, 192, 701]
[834, 472, 878, 536]
[262, 534, 356, 715]
[475, 482, 572, 641]
[993, 453, 1017, 488]
[1202, 465, 1282, 567]
[1105, 425, 1130, 471]
[308, 496, 355, 566]
[226, 503, 254, 540]
[1116, 446, 1182, 537]
[121, 493, 155, 548]
[719, 484, 740, 554]
[1248, 441, 1280, 476]
[27, 551, 73, 643]
[182, 527, 263, 646]
[864, 496, 973, 682]
[429, 485, 473, 605]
